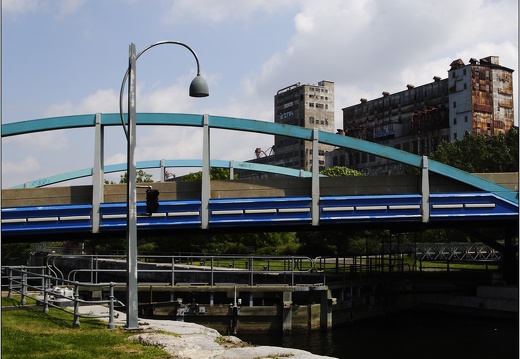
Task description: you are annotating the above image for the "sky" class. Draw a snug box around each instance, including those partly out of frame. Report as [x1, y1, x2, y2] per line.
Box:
[1, 0, 518, 188]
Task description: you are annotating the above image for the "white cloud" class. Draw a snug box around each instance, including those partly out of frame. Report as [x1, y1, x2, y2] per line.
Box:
[162, 0, 297, 23]
[2, 0, 85, 15]
[243, 0, 517, 119]
[294, 12, 315, 34]
[6, 131, 70, 152]
[2, 0, 43, 13]
[46, 89, 119, 117]
[2, 156, 40, 176]
[58, 0, 85, 15]
[2, 0, 517, 188]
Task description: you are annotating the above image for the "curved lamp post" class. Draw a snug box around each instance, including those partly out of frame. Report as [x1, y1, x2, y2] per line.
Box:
[119, 41, 209, 329]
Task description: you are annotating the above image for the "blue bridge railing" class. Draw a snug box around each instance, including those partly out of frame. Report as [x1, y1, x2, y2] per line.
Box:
[2, 192, 517, 236]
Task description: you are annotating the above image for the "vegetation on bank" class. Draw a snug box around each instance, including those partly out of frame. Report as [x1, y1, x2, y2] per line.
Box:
[431, 127, 518, 173]
[1, 296, 171, 359]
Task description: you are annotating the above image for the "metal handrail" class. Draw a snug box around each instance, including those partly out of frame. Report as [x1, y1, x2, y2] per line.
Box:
[60, 254, 316, 287]
[2, 266, 118, 330]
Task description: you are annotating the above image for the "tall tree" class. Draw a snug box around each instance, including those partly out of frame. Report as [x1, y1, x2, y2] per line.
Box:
[181, 168, 235, 181]
[119, 170, 154, 183]
[431, 127, 518, 173]
[320, 166, 362, 177]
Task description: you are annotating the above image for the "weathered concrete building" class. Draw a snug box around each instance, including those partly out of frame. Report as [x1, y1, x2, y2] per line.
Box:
[273, 81, 335, 172]
[241, 81, 336, 178]
[333, 56, 515, 175]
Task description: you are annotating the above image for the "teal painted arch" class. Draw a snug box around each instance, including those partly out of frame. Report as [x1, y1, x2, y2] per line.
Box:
[10, 159, 318, 188]
[2, 113, 518, 204]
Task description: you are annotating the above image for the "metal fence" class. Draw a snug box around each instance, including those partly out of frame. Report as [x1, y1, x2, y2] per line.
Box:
[43, 254, 319, 287]
[2, 265, 118, 329]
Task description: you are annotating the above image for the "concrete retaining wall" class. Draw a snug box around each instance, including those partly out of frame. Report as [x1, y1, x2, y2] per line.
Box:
[5, 173, 516, 207]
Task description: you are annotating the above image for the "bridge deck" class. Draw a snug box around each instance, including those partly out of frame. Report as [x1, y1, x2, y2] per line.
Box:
[2, 175, 518, 240]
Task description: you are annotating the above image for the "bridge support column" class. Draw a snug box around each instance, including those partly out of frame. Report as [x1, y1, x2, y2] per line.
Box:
[320, 289, 333, 331]
[201, 114, 210, 229]
[230, 160, 234, 180]
[282, 291, 292, 333]
[421, 156, 430, 223]
[160, 159, 166, 182]
[92, 113, 104, 234]
[311, 129, 320, 226]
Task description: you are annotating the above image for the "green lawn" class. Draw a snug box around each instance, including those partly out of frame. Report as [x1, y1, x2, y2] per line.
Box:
[1, 296, 172, 359]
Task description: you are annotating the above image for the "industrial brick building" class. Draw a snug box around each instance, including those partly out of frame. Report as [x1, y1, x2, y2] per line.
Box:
[328, 56, 515, 175]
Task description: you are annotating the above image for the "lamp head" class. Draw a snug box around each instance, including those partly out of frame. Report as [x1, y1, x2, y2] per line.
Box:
[189, 74, 209, 97]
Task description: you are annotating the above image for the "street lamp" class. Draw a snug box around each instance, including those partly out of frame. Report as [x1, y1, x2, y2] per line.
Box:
[119, 41, 209, 330]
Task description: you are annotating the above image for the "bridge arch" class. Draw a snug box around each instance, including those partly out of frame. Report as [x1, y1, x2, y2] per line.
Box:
[10, 159, 319, 189]
[2, 113, 517, 204]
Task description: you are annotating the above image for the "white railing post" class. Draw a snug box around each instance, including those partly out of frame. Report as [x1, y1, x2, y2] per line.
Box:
[421, 155, 430, 223]
[201, 114, 210, 229]
[311, 129, 320, 226]
[92, 113, 104, 234]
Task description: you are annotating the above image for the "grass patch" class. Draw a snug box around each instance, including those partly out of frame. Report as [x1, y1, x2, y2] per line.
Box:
[407, 258, 499, 271]
[2, 295, 37, 307]
[1, 297, 173, 359]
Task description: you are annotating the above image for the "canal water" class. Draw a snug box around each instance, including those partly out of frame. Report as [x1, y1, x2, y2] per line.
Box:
[237, 310, 519, 359]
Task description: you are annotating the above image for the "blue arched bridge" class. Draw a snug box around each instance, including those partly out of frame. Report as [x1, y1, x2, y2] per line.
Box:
[1, 113, 518, 241]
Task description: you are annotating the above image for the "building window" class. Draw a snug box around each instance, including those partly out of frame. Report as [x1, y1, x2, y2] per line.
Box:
[465, 116, 468, 123]
[453, 133, 458, 140]
[453, 101, 456, 108]
[309, 103, 314, 107]
[463, 69, 466, 75]
[309, 117, 314, 124]
[454, 118, 457, 125]
[464, 83, 467, 90]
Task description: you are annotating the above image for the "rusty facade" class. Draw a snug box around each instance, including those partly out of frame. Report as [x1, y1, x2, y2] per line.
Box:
[333, 56, 515, 175]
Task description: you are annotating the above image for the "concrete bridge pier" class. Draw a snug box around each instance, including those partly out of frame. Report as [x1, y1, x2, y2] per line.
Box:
[320, 289, 333, 331]
[282, 291, 292, 333]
